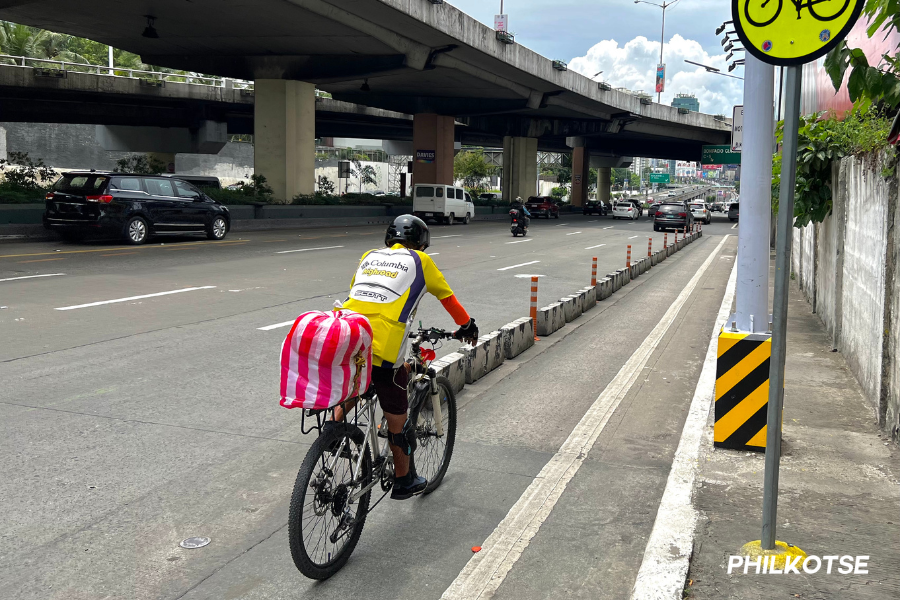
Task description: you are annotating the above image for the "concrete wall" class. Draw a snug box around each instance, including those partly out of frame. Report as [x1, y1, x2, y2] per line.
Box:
[792, 152, 899, 441]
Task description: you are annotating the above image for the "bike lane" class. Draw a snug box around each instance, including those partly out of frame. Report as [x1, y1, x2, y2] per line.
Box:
[174, 234, 737, 600]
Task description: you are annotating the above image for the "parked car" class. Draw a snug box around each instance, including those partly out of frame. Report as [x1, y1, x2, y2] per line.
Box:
[653, 202, 694, 232]
[647, 202, 662, 217]
[728, 202, 740, 222]
[690, 202, 712, 224]
[582, 200, 607, 216]
[526, 196, 560, 219]
[612, 201, 638, 220]
[43, 171, 230, 244]
[160, 174, 221, 189]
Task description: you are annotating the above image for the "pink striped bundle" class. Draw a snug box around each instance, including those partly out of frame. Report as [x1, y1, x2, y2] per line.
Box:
[280, 310, 373, 410]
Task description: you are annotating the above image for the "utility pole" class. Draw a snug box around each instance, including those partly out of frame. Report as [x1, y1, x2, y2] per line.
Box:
[634, 0, 679, 103]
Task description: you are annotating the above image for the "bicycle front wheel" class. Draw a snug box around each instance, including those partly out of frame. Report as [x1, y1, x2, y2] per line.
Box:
[744, 0, 782, 27]
[808, 0, 851, 21]
[288, 424, 372, 580]
[413, 376, 457, 494]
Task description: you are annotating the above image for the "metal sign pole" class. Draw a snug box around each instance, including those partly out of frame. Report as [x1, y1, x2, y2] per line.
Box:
[761, 64, 802, 550]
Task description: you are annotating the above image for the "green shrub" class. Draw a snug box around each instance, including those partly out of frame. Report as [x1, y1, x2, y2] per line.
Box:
[0, 181, 48, 203]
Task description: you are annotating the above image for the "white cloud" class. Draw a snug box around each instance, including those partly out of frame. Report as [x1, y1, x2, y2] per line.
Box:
[569, 34, 742, 115]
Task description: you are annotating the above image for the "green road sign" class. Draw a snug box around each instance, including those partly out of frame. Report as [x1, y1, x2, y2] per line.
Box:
[649, 173, 670, 183]
[701, 145, 741, 165]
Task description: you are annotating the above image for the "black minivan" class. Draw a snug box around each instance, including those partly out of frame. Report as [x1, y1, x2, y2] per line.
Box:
[43, 171, 230, 244]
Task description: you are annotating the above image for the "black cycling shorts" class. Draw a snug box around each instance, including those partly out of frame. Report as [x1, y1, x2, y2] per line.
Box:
[372, 366, 409, 416]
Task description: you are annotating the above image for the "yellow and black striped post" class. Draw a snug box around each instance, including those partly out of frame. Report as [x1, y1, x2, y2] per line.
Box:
[715, 331, 773, 451]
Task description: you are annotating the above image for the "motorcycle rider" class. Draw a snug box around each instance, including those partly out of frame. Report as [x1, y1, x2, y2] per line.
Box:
[337, 215, 479, 499]
[511, 197, 531, 231]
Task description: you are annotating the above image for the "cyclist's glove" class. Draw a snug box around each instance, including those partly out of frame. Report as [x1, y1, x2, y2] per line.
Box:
[453, 318, 479, 344]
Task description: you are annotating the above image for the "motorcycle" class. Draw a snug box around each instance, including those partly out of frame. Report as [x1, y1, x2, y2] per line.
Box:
[510, 209, 528, 237]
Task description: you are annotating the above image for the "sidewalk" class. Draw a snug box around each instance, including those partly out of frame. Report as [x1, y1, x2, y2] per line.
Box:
[687, 281, 900, 598]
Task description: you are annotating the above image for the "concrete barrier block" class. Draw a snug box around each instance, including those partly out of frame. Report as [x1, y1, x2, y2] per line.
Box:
[580, 286, 597, 310]
[656, 250, 665, 262]
[630, 263, 640, 279]
[479, 330, 505, 373]
[501, 317, 534, 359]
[432, 352, 466, 394]
[650, 253, 658, 267]
[461, 339, 490, 384]
[536, 305, 555, 337]
[560, 295, 581, 322]
[618, 267, 630, 286]
[551, 301, 566, 331]
[598, 277, 612, 300]
[606, 273, 620, 292]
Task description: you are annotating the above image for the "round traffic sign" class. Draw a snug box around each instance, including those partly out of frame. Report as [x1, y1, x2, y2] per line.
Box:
[732, 0, 864, 65]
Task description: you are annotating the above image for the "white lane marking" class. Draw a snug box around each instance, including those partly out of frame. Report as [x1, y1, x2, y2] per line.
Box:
[0, 273, 65, 283]
[258, 320, 295, 331]
[427, 252, 440, 256]
[55, 286, 217, 311]
[514, 274, 545, 278]
[565, 231, 582, 236]
[630, 250, 737, 599]
[433, 234, 463, 238]
[506, 239, 533, 244]
[628, 235, 639, 239]
[603, 226, 614, 230]
[731, 223, 738, 229]
[276, 245, 344, 254]
[497, 260, 540, 271]
[584, 244, 606, 250]
[442, 235, 731, 600]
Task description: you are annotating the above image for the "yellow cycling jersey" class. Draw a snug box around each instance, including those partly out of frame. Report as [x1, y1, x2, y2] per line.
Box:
[343, 243, 454, 367]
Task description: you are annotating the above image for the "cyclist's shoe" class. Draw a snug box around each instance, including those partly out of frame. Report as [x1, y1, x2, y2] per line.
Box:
[391, 472, 427, 500]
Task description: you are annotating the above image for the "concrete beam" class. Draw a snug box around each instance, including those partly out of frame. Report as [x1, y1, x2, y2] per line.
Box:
[95, 121, 227, 154]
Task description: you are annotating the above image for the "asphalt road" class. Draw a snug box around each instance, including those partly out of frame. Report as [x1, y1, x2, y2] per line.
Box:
[0, 210, 739, 599]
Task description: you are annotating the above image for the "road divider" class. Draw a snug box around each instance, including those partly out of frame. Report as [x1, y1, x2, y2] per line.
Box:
[55, 286, 216, 311]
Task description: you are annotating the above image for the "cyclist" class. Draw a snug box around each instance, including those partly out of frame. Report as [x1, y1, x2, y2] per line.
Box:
[338, 214, 478, 499]
[511, 197, 531, 231]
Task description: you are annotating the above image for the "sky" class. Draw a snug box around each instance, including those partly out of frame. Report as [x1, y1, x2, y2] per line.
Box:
[449, 0, 743, 115]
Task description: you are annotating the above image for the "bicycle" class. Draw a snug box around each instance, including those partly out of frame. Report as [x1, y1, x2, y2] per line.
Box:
[743, 0, 851, 28]
[287, 326, 458, 580]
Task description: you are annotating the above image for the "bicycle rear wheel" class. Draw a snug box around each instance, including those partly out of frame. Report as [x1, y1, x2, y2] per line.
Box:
[413, 376, 457, 494]
[744, 0, 782, 27]
[808, 0, 851, 21]
[288, 424, 372, 580]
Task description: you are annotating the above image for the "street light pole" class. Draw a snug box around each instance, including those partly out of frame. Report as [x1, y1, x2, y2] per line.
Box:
[635, 0, 679, 103]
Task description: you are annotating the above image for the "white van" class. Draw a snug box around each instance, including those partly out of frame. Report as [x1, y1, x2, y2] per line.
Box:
[412, 184, 475, 225]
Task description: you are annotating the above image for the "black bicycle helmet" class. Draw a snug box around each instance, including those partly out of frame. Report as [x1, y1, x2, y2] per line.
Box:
[385, 214, 430, 250]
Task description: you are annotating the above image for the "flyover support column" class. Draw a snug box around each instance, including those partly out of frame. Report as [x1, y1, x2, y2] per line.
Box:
[596, 167, 611, 205]
[412, 113, 455, 185]
[570, 143, 589, 208]
[254, 79, 315, 201]
[501, 136, 538, 202]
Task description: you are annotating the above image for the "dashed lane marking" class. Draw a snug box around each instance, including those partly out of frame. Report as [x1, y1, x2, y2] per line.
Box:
[433, 235, 463, 239]
[18, 258, 66, 264]
[603, 226, 614, 230]
[584, 244, 606, 250]
[497, 260, 540, 271]
[427, 252, 440, 256]
[565, 232, 583, 236]
[55, 286, 217, 311]
[731, 223, 738, 229]
[506, 239, 533, 244]
[258, 320, 295, 331]
[0, 273, 65, 282]
[629, 235, 639, 239]
[0, 239, 250, 260]
[275, 245, 345, 254]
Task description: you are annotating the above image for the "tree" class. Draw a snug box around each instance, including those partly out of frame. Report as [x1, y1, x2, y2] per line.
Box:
[114, 154, 166, 175]
[350, 159, 377, 192]
[453, 149, 496, 193]
[316, 175, 335, 195]
[824, 0, 900, 110]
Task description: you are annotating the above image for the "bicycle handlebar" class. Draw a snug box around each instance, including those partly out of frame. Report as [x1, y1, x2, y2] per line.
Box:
[408, 327, 454, 343]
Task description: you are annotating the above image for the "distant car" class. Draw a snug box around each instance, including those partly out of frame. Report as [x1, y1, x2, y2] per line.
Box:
[690, 202, 712, 224]
[728, 202, 740, 222]
[44, 171, 230, 244]
[479, 192, 499, 201]
[526, 196, 560, 219]
[624, 199, 644, 217]
[654, 202, 694, 232]
[582, 200, 607, 216]
[647, 202, 662, 217]
[612, 201, 638, 220]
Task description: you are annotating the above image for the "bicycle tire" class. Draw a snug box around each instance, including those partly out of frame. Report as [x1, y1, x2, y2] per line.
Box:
[744, 0, 782, 27]
[413, 376, 457, 494]
[807, 0, 851, 21]
[288, 424, 372, 580]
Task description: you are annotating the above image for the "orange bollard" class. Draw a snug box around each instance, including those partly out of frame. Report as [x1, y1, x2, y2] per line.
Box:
[648, 238, 652, 257]
[530, 276, 540, 341]
[591, 256, 597, 287]
[675, 231, 679, 244]
[664, 232, 668, 247]
[626, 245, 632, 268]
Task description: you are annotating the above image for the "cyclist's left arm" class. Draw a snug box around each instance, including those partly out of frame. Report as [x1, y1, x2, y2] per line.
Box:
[420, 253, 471, 326]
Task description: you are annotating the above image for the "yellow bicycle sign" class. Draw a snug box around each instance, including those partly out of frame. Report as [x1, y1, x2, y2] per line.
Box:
[733, 0, 864, 65]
